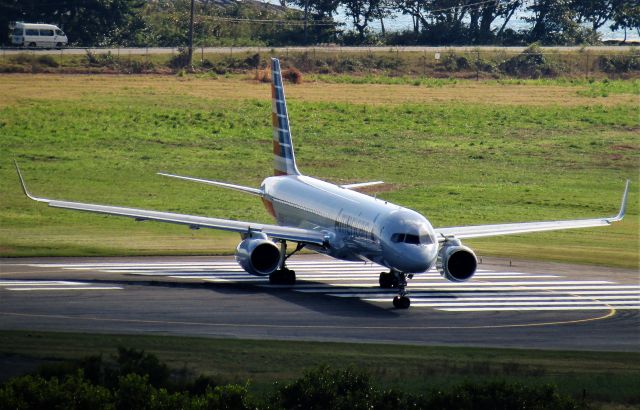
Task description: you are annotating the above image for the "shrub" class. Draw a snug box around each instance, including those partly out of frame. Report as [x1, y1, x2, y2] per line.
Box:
[441, 53, 471, 71]
[254, 68, 271, 83]
[201, 384, 253, 410]
[283, 67, 303, 84]
[499, 44, 561, 78]
[85, 51, 119, 68]
[254, 67, 302, 83]
[421, 381, 579, 409]
[597, 53, 640, 73]
[168, 48, 191, 69]
[244, 53, 261, 68]
[36, 55, 59, 67]
[271, 366, 378, 410]
[335, 56, 365, 72]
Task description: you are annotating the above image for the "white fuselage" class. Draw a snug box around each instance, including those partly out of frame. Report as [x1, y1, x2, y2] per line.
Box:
[261, 175, 439, 273]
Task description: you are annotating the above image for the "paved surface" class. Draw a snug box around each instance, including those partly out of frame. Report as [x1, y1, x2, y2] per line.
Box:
[1, 45, 635, 56]
[0, 255, 638, 351]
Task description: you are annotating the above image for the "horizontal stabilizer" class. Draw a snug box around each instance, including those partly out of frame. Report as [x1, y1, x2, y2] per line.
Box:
[341, 181, 384, 190]
[158, 172, 263, 196]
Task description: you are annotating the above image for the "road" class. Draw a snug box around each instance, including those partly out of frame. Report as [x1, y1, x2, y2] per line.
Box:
[1, 45, 636, 56]
[1, 255, 638, 351]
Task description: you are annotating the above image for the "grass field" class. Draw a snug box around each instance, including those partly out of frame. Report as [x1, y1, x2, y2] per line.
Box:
[0, 74, 638, 268]
[0, 330, 639, 406]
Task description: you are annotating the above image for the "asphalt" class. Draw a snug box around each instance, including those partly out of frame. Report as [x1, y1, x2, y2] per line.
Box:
[0, 255, 638, 351]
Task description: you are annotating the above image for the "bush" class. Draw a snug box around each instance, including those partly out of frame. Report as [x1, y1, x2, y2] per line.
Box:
[7, 53, 59, 71]
[0, 355, 584, 410]
[254, 68, 271, 83]
[85, 50, 119, 68]
[168, 48, 191, 69]
[597, 53, 640, 73]
[499, 44, 561, 78]
[271, 366, 379, 410]
[201, 384, 253, 410]
[421, 381, 580, 409]
[254, 67, 302, 84]
[441, 53, 471, 71]
[0, 373, 112, 410]
[283, 67, 303, 84]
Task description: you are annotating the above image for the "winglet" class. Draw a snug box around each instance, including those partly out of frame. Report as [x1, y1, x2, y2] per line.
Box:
[14, 160, 49, 203]
[609, 179, 630, 222]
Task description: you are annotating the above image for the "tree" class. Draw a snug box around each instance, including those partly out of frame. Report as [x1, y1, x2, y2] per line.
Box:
[525, 0, 598, 45]
[0, 0, 145, 46]
[342, 0, 384, 41]
[610, 1, 640, 40]
[468, 0, 522, 44]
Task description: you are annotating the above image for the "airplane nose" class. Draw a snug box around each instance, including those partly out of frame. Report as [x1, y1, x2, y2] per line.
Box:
[393, 243, 437, 273]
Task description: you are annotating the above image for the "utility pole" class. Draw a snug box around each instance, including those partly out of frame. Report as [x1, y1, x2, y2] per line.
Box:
[188, 0, 195, 67]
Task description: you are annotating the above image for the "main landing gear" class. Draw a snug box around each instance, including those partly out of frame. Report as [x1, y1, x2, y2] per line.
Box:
[379, 270, 411, 309]
[269, 241, 305, 285]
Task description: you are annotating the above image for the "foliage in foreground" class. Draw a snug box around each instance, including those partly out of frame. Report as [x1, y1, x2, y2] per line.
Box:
[0, 348, 584, 409]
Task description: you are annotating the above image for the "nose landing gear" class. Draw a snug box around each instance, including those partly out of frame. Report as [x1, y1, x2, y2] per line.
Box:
[380, 270, 411, 309]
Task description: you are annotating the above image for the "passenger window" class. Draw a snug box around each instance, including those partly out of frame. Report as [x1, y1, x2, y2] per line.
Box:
[26, 29, 39, 36]
[405, 234, 420, 244]
[40, 29, 54, 36]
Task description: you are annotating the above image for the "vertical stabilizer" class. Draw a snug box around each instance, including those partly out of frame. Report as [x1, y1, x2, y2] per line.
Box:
[271, 58, 300, 176]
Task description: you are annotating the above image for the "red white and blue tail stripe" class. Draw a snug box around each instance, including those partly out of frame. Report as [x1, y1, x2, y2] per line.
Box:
[271, 58, 300, 176]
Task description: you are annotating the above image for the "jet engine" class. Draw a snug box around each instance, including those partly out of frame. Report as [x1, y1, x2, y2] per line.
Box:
[235, 233, 281, 276]
[437, 238, 477, 282]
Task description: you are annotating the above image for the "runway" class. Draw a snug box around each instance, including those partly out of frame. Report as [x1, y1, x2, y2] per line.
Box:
[1, 255, 638, 351]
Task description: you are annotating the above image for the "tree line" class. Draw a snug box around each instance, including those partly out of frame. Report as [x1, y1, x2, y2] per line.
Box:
[1, 0, 639, 47]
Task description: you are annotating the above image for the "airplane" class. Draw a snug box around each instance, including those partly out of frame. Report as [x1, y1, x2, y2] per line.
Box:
[15, 58, 630, 309]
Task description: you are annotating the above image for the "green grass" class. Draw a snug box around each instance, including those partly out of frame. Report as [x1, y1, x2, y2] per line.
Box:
[0, 330, 638, 405]
[0, 76, 637, 268]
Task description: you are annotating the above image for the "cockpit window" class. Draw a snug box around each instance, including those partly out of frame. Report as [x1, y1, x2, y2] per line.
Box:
[420, 233, 433, 244]
[390, 233, 405, 243]
[392, 232, 432, 245]
[404, 234, 420, 244]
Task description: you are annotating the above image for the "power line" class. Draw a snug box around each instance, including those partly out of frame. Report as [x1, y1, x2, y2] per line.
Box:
[201, 15, 337, 26]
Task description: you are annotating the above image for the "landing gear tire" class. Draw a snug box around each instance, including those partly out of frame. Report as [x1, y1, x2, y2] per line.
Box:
[379, 272, 395, 288]
[269, 268, 296, 285]
[393, 296, 411, 309]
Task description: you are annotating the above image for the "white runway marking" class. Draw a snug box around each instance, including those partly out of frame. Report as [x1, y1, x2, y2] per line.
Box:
[0, 280, 123, 292]
[24, 260, 639, 311]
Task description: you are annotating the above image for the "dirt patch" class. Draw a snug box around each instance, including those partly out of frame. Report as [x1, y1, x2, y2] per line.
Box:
[1, 74, 636, 108]
[611, 144, 638, 151]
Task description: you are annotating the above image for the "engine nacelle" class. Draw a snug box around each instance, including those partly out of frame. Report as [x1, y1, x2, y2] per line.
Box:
[235, 233, 281, 276]
[437, 239, 477, 282]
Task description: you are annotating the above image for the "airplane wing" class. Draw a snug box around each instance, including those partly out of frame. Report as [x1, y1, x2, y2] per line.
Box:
[434, 180, 629, 240]
[15, 162, 326, 246]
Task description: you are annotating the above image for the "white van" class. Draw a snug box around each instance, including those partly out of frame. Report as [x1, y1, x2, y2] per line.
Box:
[11, 23, 68, 48]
